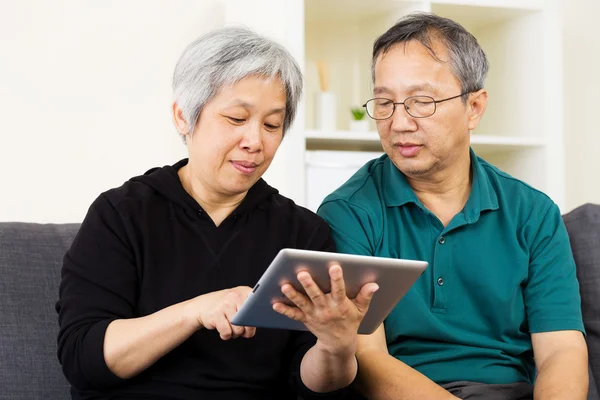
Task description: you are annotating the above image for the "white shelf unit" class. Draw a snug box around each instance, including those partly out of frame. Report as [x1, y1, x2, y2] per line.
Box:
[223, 0, 564, 210]
[303, 0, 564, 210]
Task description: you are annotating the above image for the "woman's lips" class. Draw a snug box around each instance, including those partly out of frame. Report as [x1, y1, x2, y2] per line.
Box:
[231, 161, 258, 174]
[397, 144, 423, 157]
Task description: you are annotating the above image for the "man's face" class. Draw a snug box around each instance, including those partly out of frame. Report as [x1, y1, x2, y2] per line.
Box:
[373, 39, 485, 178]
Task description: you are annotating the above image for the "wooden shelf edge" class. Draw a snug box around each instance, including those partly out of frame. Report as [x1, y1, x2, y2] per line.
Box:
[305, 130, 546, 148]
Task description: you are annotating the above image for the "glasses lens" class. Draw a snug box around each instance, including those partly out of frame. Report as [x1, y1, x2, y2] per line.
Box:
[404, 96, 435, 118]
[366, 98, 394, 120]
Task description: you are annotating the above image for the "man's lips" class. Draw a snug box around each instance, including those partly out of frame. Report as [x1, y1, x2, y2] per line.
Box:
[396, 143, 423, 157]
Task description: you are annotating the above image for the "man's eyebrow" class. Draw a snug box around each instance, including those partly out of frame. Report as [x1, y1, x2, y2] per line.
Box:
[373, 83, 437, 97]
[373, 87, 394, 96]
[405, 83, 437, 93]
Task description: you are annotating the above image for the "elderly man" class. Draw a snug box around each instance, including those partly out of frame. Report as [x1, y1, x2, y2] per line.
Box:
[318, 12, 588, 400]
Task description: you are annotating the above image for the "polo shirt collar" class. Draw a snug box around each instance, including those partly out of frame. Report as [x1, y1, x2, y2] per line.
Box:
[382, 156, 420, 207]
[382, 148, 499, 221]
[464, 148, 499, 222]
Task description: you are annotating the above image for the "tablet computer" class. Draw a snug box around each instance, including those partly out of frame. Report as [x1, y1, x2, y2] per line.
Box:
[231, 248, 427, 334]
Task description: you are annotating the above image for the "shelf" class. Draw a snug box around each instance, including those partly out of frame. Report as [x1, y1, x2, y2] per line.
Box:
[305, 0, 423, 23]
[306, 130, 380, 142]
[431, 0, 543, 12]
[304, 130, 545, 152]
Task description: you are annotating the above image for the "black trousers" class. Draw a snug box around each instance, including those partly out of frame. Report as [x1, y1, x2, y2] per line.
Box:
[442, 381, 534, 400]
[349, 381, 534, 399]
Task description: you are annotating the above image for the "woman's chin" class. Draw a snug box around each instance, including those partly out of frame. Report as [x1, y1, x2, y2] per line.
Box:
[222, 178, 259, 195]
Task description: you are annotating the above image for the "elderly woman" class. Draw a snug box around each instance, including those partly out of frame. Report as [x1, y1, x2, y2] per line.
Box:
[56, 27, 378, 400]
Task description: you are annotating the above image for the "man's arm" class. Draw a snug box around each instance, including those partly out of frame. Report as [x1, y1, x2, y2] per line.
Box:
[355, 325, 459, 400]
[532, 330, 588, 400]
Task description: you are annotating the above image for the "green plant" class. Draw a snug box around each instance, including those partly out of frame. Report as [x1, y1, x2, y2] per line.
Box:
[350, 107, 366, 120]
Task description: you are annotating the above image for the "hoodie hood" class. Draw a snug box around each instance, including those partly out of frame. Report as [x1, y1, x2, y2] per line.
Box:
[130, 158, 278, 216]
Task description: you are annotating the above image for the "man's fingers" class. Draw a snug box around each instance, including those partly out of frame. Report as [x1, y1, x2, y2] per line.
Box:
[353, 282, 379, 314]
[329, 264, 347, 303]
[282, 282, 314, 311]
[297, 271, 327, 307]
[273, 301, 305, 321]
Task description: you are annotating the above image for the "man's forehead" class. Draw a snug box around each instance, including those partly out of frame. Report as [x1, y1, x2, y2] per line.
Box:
[377, 40, 449, 63]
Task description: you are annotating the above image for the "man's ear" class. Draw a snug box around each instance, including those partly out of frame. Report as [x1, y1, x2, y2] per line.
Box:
[172, 101, 191, 137]
[467, 89, 488, 131]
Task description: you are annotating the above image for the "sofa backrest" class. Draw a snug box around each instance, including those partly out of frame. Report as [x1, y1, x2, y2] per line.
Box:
[563, 203, 600, 400]
[0, 222, 79, 400]
[0, 204, 598, 399]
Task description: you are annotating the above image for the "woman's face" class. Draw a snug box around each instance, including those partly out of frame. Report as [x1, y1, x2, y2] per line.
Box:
[179, 75, 286, 198]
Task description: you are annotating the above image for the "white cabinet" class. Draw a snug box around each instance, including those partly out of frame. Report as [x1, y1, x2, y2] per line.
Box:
[305, 150, 384, 212]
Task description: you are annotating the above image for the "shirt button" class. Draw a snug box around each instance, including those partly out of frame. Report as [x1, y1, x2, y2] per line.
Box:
[437, 277, 445, 286]
[438, 236, 446, 244]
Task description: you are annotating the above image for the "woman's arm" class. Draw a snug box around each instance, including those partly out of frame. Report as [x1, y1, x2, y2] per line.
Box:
[104, 286, 254, 379]
[57, 194, 254, 389]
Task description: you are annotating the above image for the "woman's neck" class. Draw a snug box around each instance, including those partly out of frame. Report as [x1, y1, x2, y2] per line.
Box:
[178, 165, 246, 226]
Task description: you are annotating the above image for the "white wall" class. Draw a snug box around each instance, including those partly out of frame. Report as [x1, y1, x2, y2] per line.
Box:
[563, 0, 600, 212]
[1, 0, 598, 222]
[0, 0, 224, 222]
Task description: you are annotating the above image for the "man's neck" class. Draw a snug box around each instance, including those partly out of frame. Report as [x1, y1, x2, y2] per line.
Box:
[406, 154, 472, 227]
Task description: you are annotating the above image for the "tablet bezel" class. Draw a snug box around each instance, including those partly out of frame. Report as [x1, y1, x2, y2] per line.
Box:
[231, 248, 428, 334]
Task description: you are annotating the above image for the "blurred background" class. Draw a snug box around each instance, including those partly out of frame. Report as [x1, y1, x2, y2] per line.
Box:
[0, 0, 597, 222]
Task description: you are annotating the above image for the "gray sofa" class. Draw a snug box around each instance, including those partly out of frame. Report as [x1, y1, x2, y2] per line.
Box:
[0, 205, 599, 400]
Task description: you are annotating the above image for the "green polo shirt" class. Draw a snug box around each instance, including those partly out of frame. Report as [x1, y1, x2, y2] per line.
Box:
[317, 149, 584, 385]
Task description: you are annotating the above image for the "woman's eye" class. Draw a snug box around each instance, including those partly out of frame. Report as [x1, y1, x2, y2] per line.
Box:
[264, 123, 281, 130]
[227, 116, 245, 123]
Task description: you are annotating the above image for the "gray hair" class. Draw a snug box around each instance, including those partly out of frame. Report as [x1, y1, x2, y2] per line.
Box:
[372, 12, 489, 101]
[173, 26, 303, 140]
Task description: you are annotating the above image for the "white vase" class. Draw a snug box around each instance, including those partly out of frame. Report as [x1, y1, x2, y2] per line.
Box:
[315, 92, 336, 131]
[349, 119, 369, 132]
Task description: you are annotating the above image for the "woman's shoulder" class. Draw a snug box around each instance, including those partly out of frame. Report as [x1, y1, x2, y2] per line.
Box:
[99, 162, 185, 212]
[267, 191, 328, 226]
[98, 177, 161, 211]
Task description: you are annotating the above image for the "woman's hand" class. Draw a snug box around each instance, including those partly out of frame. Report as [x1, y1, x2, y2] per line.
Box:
[272, 264, 379, 356]
[192, 286, 256, 340]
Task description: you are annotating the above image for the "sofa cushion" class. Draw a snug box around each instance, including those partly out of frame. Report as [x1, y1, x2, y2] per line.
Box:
[0, 223, 79, 400]
[563, 203, 600, 400]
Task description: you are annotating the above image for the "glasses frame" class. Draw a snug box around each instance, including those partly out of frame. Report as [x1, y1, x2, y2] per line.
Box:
[362, 92, 471, 120]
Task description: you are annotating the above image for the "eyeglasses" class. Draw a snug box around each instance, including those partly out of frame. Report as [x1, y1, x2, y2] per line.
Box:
[363, 92, 470, 120]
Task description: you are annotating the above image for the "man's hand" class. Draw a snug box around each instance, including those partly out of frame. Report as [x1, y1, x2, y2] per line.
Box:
[272, 264, 379, 354]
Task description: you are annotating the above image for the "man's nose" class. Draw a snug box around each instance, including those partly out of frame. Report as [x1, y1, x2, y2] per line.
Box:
[390, 105, 418, 132]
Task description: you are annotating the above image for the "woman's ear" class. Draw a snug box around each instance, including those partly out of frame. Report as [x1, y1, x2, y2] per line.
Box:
[172, 101, 190, 137]
[467, 89, 488, 131]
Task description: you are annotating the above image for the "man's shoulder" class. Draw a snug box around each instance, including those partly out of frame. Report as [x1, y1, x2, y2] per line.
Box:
[478, 157, 555, 211]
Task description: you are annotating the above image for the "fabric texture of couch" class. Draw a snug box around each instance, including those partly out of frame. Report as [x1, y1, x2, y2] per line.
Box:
[0, 204, 598, 400]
